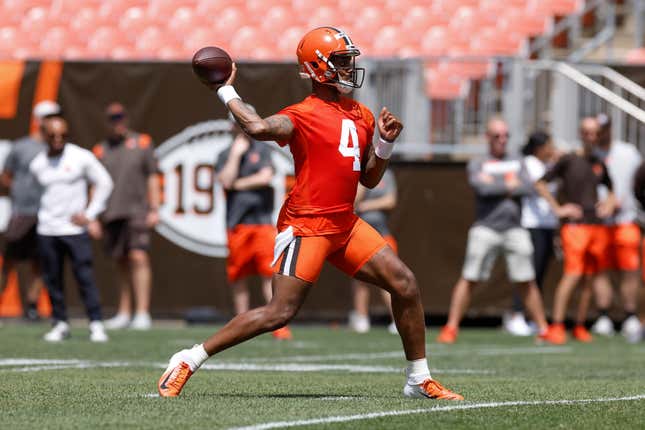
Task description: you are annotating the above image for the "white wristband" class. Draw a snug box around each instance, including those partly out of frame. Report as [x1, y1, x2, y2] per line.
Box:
[217, 85, 241, 105]
[374, 136, 395, 159]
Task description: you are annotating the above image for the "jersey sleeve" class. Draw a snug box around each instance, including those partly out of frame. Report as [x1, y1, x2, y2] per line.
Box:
[275, 105, 300, 147]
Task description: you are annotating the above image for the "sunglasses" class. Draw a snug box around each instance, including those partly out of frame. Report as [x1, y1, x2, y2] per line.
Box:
[45, 133, 68, 140]
[107, 112, 126, 122]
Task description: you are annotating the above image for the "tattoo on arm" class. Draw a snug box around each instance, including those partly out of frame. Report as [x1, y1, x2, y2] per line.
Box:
[263, 115, 294, 141]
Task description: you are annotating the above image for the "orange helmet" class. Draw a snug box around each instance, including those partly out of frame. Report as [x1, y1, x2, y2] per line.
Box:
[297, 27, 364, 93]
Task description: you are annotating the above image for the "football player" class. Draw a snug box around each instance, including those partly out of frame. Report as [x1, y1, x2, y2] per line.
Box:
[158, 27, 462, 401]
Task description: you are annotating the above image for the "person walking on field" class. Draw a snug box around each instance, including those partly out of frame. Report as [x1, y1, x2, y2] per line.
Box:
[94, 103, 160, 331]
[158, 27, 463, 400]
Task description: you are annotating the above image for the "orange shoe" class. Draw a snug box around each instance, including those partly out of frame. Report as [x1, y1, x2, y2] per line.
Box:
[572, 325, 593, 343]
[436, 325, 458, 344]
[538, 323, 567, 345]
[158, 352, 194, 397]
[404, 378, 464, 400]
[272, 326, 293, 340]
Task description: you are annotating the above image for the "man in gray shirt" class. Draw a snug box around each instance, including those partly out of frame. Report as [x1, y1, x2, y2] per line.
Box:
[437, 117, 550, 344]
[0, 100, 61, 320]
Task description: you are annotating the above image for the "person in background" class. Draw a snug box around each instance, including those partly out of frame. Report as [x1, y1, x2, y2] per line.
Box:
[349, 169, 398, 334]
[629, 160, 645, 343]
[94, 103, 160, 331]
[437, 117, 550, 344]
[505, 131, 559, 336]
[536, 116, 616, 344]
[588, 114, 642, 340]
[30, 117, 113, 342]
[0, 101, 60, 320]
[216, 109, 291, 340]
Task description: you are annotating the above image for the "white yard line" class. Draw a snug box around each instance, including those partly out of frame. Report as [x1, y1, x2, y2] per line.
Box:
[227, 394, 645, 430]
[231, 346, 571, 363]
[0, 358, 491, 375]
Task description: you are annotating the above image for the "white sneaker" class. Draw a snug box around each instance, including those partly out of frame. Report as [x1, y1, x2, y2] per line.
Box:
[387, 321, 398, 335]
[130, 313, 152, 330]
[104, 313, 131, 330]
[348, 311, 370, 333]
[591, 315, 615, 336]
[44, 321, 70, 342]
[621, 315, 642, 342]
[503, 312, 533, 336]
[89, 321, 109, 342]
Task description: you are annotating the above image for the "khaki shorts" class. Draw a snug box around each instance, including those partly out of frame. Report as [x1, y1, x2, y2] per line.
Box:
[462, 225, 535, 283]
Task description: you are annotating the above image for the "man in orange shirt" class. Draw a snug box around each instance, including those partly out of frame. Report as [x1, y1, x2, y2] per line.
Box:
[158, 27, 462, 401]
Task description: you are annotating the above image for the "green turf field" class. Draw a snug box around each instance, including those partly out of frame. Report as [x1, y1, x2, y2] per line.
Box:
[1, 323, 644, 429]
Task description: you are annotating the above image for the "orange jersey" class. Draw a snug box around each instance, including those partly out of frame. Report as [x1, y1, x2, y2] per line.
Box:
[277, 95, 375, 236]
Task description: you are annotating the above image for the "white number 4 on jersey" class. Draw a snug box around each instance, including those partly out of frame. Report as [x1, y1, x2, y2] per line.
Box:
[338, 119, 361, 172]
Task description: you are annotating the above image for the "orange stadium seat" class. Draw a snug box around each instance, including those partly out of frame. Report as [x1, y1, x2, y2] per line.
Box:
[119, 7, 149, 42]
[39, 26, 69, 59]
[401, 6, 434, 34]
[97, 0, 132, 23]
[230, 26, 261, 59]
[0, 26, 17, 57]
[424, 66, 470, 100]
[277, 26, 304, 60]
[306, 6, 339, 30]
[293, 0, 336, 17]
[438, 59, 492, 81]
[370, 25, 406, 58]
[63, 44, 89, 60]
[420, 27, 449, 57]
[169, 7, 207, 39]
[70, 8, 102, 41]
[503, 8, 553, 37]
[111, 46, 138, 61]
[353, 6, 387, 39]
[184, 28, 227, 56]
[87, 27, 129, 58]
[260, 6, 294, 35]
[212, 6, 246, 43]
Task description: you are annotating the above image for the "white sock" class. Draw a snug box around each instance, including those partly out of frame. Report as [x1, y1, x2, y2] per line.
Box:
[183, 344, 209, 371]
[406, 358, 431, 385]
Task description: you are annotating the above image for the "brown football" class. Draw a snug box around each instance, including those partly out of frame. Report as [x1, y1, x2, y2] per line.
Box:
[192, 46, 233, 85]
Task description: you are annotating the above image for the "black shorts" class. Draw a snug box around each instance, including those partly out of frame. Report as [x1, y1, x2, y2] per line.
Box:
[103, 218, 151, 259]
[3, 215, 40, 262]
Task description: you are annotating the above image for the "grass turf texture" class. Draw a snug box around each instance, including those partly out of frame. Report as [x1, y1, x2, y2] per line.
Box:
[1, 323, 644, 429]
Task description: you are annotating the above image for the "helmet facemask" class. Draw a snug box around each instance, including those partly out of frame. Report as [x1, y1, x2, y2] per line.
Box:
[325, 52, 364, 94]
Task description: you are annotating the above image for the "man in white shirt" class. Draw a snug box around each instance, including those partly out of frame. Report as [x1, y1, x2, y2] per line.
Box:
[590, 114, 642, 339]
[30, 117, 114, 342]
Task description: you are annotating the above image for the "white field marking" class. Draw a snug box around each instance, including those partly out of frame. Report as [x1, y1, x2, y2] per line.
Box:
[0, 358, 491, 375]
[230, 346, 571, 364]
[143, 393, 160, 398]
[316, 396, 368, 401]
[227, 394, 645, 430]
[198, 363, 494, 375]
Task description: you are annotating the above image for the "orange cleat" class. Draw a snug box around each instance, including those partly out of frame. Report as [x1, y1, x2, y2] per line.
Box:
[538, 323, 567, 345]
[158, 354, 194, 397]
[272, 326, 293, 340]
[403, 378, 464, 400]
[572, 325, 593, 343]
[436, 325, 458, 344]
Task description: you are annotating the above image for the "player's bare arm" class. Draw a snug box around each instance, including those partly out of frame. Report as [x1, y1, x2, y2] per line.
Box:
[360, 107, 403, 188]
[535, 179, 583, 220]
[232, 166, 274, 191]
[211, 63, 295, 142]
[217, 135, 249, 189]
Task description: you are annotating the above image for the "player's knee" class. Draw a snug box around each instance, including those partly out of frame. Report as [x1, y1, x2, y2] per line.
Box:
[262, 303, 297, 330]
[391, 265, 419, 301]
